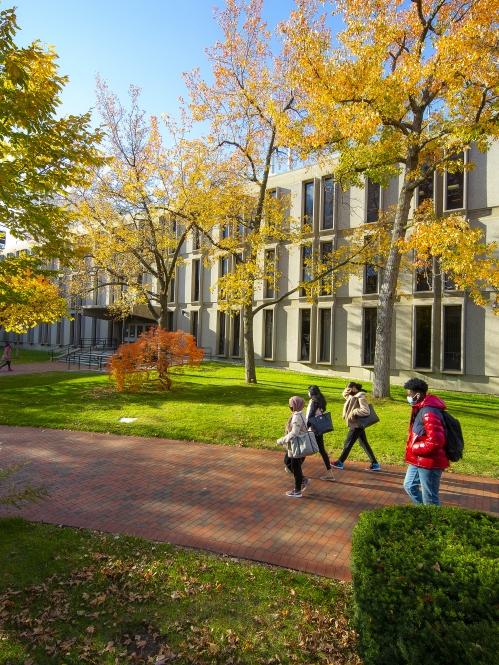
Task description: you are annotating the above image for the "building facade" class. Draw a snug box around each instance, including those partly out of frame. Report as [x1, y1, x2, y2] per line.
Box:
[2, 143, 499, 393]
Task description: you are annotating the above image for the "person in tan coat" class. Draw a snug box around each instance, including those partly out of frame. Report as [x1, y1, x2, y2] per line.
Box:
[331, 382, 381, 471]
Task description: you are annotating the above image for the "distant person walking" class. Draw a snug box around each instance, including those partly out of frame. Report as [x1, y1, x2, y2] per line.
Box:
[277, 396, 310, 498]
[306, 385, 335, 481]
[0, 342, 13, 372]
[403, 378, 449, 506]
[332, 382, 381, 471]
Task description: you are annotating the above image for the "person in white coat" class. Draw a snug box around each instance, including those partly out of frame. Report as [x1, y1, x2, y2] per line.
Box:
[277, 396, 310, 498]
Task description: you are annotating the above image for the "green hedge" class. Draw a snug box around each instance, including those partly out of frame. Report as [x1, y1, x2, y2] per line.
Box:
[351, 506, 499, 665]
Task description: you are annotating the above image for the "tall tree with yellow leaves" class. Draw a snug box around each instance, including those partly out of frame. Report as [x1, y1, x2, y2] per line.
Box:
[284, 0, 499, 397]
[71, 82, 242, 330]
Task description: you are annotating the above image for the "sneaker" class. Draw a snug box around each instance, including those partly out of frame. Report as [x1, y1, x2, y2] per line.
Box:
[368, 463, 381, 471]
[286, 489, 303, 498]
[331, 460, 344, 470]
[301, 477, 310, 491]
[320, 468, 335, 481]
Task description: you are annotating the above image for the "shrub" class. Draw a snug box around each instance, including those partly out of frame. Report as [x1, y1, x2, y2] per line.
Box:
[109, 327, 204, 391]
[351, 505, 499, 665]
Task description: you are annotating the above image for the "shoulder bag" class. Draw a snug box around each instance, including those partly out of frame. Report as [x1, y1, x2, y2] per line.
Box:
[308, 410, 334, 434]
[288, 415, 320, 458]
[356, 404, 380, 429]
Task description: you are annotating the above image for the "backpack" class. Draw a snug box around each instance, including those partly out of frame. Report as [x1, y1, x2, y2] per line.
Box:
[418, 407, 464, 462]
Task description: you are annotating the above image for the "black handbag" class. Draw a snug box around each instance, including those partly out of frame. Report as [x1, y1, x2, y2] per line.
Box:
[308, 411, 334, 434]
[357, 404, 380, 428]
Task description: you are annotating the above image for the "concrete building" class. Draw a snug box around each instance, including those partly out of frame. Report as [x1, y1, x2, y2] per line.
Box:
[2, 143, 499, 393]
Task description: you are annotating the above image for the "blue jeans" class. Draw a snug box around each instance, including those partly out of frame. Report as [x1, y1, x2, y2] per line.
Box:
[403, 465, 443, 506]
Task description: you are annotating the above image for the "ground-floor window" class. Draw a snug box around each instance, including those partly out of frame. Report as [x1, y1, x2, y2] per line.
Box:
[232, 312, 241, 357]
[318, 308, 331, 362]
[362, 307, 377, 366]
[264, 309, 273, 359]
[299, 309, 311, 361]
[218, 311, 226, 356]
[443, 304, 462, 371]
[191, 310, 199, 344]
[414, 306, 432, 369]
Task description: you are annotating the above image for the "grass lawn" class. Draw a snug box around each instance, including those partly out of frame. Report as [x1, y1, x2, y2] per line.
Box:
[10, 348, 52, 364]
[0, 363, 497, 477]
[0, 518, 360, 665]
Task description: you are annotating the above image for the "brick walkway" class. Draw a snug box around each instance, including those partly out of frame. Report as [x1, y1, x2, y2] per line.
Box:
[1, 426, 498, 580]
[0, 362, 96, 375]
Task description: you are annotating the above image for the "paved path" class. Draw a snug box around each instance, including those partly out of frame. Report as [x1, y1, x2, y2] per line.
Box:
[0, 362, 97, 375]
[1, 426, 497, 580]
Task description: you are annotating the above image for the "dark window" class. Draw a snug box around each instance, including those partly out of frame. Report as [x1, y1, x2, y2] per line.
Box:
[319, 241, 333, 295]
[168, 274, 175, 302]
[191, 311, 199, 344]
[364, 264, 378, 294]
[264, 309, 273, 358]
[322, 177, 334, 229]
[319, 308, 331, 362]
[414, 306, 432, 369]
[366, 179, 381, 223]
[303, 181, 314, 225]
[193, 228, 201, 250]
[443, 305, 462, 371]
[167, 311, 174, 331]
[222, 223, 230, 239]
[56, 321, 63, 345]
[232, 312, 240, 356]
[300, 245, 313, 296]
[264, 249, 276, 299]
[363, 308, 377, 365]
[193, 259, 201, 302]
[417, 170, 434, 206]
[27, 327, 35, 344]
[218, 312, 226, 355]
[443, 273, 457, 290]
[220, 256, 229, 277]
[300, 309, 311, 361]
[445, 153, 465, 210]
[415, 263, 433, 291]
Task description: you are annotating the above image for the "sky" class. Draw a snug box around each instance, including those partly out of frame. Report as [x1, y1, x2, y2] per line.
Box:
[12, 0, 298, 124]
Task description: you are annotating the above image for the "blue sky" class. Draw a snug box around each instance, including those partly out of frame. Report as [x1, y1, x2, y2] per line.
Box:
[12, 0, 298, 123]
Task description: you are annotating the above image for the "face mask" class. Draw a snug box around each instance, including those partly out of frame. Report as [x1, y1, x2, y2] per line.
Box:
[406, 395, 419, 405]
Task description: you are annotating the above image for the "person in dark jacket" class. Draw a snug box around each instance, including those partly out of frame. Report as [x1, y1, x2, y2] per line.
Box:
[306, 385, 334, 481]
[403, 378, 449, 506]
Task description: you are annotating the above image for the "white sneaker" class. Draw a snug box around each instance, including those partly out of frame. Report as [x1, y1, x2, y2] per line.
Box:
[286, 489, 303, 498]
[320, 469, 335, 481]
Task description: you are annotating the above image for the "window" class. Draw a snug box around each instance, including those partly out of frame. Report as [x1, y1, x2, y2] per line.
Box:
[445, 153, 465, 210]
[366, 179, 381, 223]
[443, 305, 462, 371]
[218, 311, 226, 355]
[362, 308, 377, 365]
[168, 273, 176, 303]
[220, 256, 229, 277]
[414, 306, 432, 369]
[299, 309, 311, 361]
[364, 264, 379, 294]
[167, 311, 174, 331]
[56, 320, 64, 345]
[27, 327, 35, 344]
[415, 262, 433, 292]
[191, 310, 199, 344]
[192, 259, 201, 302]
[303, 181, 314, 225]
[300, 244, 313, 296]
[443, 273, 457, 291]
[322, 177, 334, 229]
[193, 228, 201, 251]
[232, 312, 241, 356]
[264, 249, 276, 299]
[416, 169, 434, 207]
[264, 309, 273, 359]
[221, 223, 231, 239]
[318, 308, 331, 362]
[319, 241, 333, 295]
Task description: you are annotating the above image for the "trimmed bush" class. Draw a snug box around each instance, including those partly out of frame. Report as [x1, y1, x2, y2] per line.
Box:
[351, 506, 499, 665]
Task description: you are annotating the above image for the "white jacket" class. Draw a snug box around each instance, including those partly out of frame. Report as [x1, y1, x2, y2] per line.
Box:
[277, 411, 308, 445]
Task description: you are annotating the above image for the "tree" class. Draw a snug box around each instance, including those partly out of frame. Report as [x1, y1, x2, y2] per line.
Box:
[109, 327, 204, 391]
[0, 256, 68, 333]
[185, 0, 302, 383]
[71, 82, 242, 329]
[284, 0, 499, 396]
[0, 6, 102, 255]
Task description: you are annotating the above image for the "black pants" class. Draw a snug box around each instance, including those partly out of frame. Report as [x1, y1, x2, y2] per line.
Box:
[284, 453, 304, 492]
[316, 433, 331, 470]
[0, 361, 11, 371]
[338, 427, 378, 464]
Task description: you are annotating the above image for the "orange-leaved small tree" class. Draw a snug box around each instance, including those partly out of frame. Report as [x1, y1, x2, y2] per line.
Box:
[109, 327, 204, 392]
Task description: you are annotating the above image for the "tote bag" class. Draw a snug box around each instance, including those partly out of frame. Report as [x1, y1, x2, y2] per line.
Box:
[288, 415, 320, 458]
[308, 411, 334, 434]
[357, 404, 380, 429]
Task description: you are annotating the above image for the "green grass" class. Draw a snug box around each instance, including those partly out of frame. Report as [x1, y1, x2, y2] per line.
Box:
[10, 348, 52, 363]
[0, 518, 360, 665]
[0, 363, 497, 477]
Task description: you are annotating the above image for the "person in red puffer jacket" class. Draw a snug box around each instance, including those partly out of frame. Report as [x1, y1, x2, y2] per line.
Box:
[403, 378, 449, 506]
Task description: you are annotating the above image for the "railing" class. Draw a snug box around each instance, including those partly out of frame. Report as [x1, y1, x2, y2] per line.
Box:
[78, 337, 118, 350]
[65, 352, 109, 371]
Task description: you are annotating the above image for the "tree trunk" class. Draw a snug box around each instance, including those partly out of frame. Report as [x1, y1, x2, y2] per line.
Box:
[243, 303, 257, 383]
[372, 173, 416, 398]
[158, 294, 169, 330]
